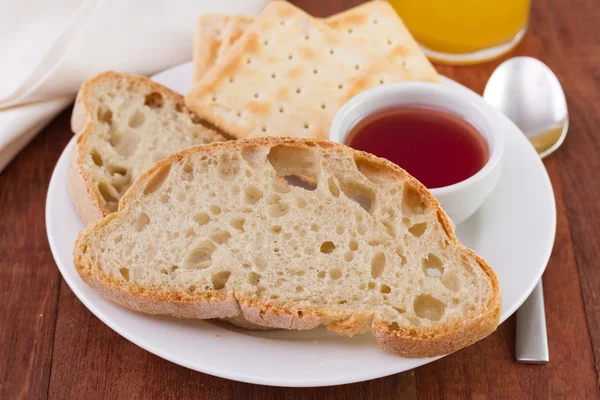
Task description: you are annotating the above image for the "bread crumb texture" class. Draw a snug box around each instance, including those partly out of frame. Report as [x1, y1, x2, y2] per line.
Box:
[74, 137, 500, 357]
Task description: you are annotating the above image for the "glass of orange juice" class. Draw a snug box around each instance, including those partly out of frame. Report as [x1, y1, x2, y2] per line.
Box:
[388, 0, 531, 64]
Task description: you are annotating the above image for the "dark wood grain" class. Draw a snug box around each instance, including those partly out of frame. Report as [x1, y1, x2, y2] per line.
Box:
[0, 112, 70, 399]
[1, 0, 599, 399]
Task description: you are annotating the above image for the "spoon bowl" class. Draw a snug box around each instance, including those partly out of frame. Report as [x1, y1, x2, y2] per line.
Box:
[483, 56, 568, 158]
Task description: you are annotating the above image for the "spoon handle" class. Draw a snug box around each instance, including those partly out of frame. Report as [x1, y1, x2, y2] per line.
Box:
[516, 280, 549, 363]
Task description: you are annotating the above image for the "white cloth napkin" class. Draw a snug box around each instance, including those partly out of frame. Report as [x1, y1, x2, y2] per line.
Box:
[0, 0, 270, 173]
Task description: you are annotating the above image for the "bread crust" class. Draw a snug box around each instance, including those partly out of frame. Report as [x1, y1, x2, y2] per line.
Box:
[68, 71, 222, 226]
[74, 137, 501, 358]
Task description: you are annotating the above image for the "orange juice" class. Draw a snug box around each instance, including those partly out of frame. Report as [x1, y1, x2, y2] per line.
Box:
[389, 0, 531, 63]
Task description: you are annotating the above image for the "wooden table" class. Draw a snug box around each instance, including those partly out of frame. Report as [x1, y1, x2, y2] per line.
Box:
[2, 0, 599, 398]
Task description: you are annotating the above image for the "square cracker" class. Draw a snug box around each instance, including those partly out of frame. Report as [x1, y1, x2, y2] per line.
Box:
[326, 1, 438, 82]
[196, 1, 438, 84]
[193, 14, 232, 82]
[185, 1, 410, 140]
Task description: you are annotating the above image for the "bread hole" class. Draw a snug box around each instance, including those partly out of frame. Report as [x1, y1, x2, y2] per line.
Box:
[389, 322, 400, 331]
[338, 300, 347, 305]
[119, 268, 130, 281]
[217, 153, 241, 180]
[97, 106, 113, 124]
[409, 222, 427, 237]
[359, 283, 366, 290]
[308, 223, 318, 232]
[244, 186, 264, 205]
[267, 194, 281, 205]
[193, 212, 210, 226]
[423, 254, 444, 277]
[329, 267, 342, 280]
[188, 285, 197, 293]
[267, 145, 319, 189]
[145, 92, 164, 108]
[380, 284, 392, 294]
[348, 239, 359, 251]
[143, 163, 171, 195]
[108, 130, 140, 158]
[357, 225, 367, 236]
[320, 241, 336, 254]
[230, 217, 245, 231]
[354, 154, 397, 184]
[338, 179, 374, 213]
[271, 225, 282, 234]
[212, 271, 231, 290]
[396, 247, 407, 265]
[270, 295, 280, 300]
[268, 203, 290, 218]
[90, 149, 103, 167]
[98, 181, 119, 208]
[134, 212, 150, 231]
[182, 164, 194, 181]
[382, 220, 396, 237]
[160, 194, 169, 203]
[441, 271, 461, 292]
[184, 228, 197, 238]
[183, 241, 215, 269]
[209, 205, 222, 215]
[107, 164, 127, 177]
[393, 306, 406, 314]
[317, 271, 326, 279]
[371, 252, 386, 278]
[368, 282, 376, 290]
[283, 175, 317, 191]
[256, 286, 266, 297]
[414, 295, 446, 321]
[128, 109, 146, 128]
[344, 251, 354, 262]
[403, 183, 427, 215]
[210, 229, 231, 244]
[292, 197, 307, 209]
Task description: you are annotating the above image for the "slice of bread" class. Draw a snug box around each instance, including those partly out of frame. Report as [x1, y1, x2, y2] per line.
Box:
[69, 72, 225, 226]
[74, 137, 501, 358]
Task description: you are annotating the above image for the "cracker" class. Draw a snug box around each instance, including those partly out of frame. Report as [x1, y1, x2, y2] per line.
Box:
[326, 1, 439, 82]
[194, 1, 438, 85]
[185, 1, 410, 140]
[216, 16, 254, 65]
[193, 14, 231, 82]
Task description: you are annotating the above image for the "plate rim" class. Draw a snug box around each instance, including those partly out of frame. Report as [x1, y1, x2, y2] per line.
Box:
[45, 62, 556, 387]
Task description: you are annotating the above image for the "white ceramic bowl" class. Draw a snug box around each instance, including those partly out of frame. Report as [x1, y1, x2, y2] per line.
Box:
[330, 83, 504, 225]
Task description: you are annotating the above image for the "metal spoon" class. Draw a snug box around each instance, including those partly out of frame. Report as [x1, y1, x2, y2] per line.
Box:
[483, 57, 567, 363]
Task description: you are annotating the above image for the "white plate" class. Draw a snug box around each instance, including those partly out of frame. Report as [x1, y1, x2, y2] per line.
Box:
[46, 63, 556, 387]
